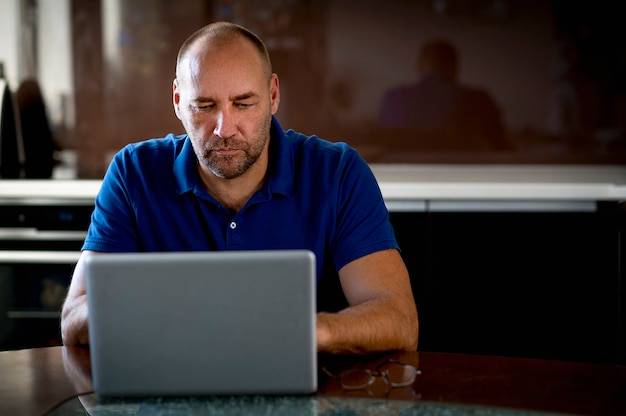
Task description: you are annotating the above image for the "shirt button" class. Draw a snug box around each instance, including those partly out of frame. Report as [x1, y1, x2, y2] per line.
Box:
[229, 221, 237, 230]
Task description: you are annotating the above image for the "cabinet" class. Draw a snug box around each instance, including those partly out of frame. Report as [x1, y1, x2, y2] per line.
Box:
[0, 198, 93, 350]
[390, 200, 625, 365]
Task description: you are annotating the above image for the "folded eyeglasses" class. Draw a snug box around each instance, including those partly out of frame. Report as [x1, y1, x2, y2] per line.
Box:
[322, 359, 422, 390]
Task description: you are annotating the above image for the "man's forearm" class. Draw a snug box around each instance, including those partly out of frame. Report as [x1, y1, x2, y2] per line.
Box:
[316, 297, 418, 354]
[61, 296, 90, 346]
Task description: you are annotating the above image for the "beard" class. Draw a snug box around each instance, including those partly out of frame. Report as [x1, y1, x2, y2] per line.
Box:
[191, 116, 271, 180]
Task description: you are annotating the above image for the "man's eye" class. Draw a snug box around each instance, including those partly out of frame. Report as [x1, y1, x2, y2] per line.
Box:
[195, 104, 213, 110]
[236, 103, 252, 109]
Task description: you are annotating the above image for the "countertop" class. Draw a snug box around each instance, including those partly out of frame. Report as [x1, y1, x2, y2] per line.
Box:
[0, 164, 625, 204]
[371, 164, 626, 202]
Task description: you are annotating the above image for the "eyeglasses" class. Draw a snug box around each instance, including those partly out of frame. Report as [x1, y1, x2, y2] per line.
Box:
[322, 359, 421, 390]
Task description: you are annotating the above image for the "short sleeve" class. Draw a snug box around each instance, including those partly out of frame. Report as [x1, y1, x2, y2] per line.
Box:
[331, 149, 398, 270]
[82, 147, 140, 252]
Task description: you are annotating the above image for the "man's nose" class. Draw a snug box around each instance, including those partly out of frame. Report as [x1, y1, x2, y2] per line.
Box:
[214, 109, 236, 138]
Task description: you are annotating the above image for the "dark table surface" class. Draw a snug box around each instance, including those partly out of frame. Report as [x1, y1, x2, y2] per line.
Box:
[1, 346, 625, 416]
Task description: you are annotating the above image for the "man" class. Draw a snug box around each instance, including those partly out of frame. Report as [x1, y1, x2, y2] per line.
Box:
[378, 38, 508, 151]
[61, 22, 418, 354]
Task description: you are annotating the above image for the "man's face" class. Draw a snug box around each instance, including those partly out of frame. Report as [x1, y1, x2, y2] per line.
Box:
[173, 39, 279, 179]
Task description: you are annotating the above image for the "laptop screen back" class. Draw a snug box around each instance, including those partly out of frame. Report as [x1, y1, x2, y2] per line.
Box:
[84, 250, 317, 397]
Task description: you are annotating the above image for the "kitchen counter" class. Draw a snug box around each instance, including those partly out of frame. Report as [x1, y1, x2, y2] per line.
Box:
[371, 164, 626, 201]
[0, 164, 625, 205]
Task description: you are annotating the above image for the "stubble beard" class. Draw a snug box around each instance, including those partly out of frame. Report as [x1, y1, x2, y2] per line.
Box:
[196, 117, 271, 180]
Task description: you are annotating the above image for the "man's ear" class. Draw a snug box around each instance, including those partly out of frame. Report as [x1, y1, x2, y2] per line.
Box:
[269, 73, 280, 115]
[172, 79, 182, 120]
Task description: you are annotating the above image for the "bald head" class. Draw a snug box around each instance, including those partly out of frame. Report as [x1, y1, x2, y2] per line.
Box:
[176, 22, 273, 83]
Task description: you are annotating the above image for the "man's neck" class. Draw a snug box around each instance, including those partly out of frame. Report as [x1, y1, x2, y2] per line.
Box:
[198, 155, 268, 213]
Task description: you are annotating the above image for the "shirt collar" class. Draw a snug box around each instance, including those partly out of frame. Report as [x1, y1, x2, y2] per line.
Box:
[174, 116, 293, 199]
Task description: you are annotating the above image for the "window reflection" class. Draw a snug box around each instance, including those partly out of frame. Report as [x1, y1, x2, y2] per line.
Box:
[2, 0, 624, 179]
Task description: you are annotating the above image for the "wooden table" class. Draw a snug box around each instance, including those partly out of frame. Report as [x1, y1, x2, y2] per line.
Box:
[1, 346, 625, 415]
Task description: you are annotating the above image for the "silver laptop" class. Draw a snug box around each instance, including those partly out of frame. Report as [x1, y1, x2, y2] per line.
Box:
[84, 250, 317, 397]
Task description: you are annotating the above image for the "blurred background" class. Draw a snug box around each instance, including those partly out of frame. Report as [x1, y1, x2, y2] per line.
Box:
[1, 0, 625, 179]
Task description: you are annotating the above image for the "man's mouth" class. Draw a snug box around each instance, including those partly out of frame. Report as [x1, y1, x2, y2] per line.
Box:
[212, 148, 241, 156]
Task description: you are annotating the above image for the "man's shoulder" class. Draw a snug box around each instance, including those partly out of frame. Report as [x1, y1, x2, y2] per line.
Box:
[284, 130, 363, 171]
[124, 133, 187, 154]
[284, 131, 372, 189]
[285, 129, 352, 155]
[109, 133, 188, 181]
[115, 134, 187, 167]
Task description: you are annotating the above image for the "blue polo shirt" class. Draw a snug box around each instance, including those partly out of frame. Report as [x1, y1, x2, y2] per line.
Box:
[83, 117, 399, 310]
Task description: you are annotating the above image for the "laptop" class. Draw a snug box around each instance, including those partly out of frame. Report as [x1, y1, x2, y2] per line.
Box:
[84, 249, 317, 397]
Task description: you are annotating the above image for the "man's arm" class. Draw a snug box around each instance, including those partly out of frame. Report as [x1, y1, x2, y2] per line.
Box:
[61, 250, 96, 346]
[316, 248, 419, 354]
